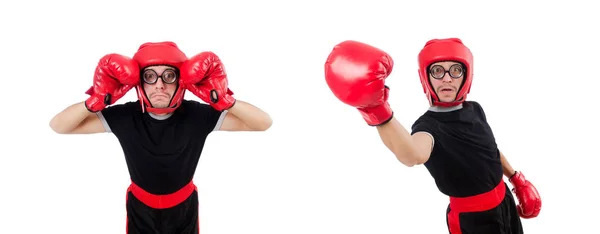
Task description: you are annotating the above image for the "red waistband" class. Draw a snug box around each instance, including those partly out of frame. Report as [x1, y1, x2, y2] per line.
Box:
[449, 180, 506, 212]
[447, 180, 506, 234]
[127, 181, 197, 209]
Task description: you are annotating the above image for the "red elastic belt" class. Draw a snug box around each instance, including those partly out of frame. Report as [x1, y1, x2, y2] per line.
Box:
[447, 180, 506, 234]
[127, 180, 197, 209]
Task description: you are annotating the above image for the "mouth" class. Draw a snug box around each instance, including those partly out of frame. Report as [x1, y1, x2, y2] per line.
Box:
[439, 88, 454, 92]
[151, 93, 169, 99]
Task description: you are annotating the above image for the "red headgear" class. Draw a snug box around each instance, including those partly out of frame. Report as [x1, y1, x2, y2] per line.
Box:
[132, 41, 188, 114]
[418, 38, 473, 107]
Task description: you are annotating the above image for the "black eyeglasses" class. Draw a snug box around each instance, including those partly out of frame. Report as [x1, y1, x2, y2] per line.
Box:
[142, 69, 179, 84]
[429, 64, 464, 79]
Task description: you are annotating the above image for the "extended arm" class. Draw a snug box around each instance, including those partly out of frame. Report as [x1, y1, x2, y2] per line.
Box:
[219, 100, 272, 131]
[376, 117, 432, 167]
[321, 40, 432, 167]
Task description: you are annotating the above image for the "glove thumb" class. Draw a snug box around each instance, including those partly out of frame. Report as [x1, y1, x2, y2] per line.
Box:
[85, 86, 95, 96]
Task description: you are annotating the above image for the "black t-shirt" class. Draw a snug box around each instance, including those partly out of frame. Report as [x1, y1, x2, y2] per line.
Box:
[98, 100, 225, 195]
[411, 101, 503, 197]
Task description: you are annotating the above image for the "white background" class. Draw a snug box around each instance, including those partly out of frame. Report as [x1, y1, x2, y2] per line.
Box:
[1, 0, 598, 233]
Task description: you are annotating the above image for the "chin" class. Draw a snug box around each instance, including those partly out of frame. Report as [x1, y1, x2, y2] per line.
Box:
[150, 103, 169, 108]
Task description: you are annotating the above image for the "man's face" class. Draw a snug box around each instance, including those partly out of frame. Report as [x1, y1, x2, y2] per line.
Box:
[428, 61, 465, 103]
[142, 65, 179, 108]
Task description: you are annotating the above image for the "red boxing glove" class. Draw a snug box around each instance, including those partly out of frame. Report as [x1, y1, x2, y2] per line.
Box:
[180, 52, 235, 111]
[85, 54, 140, 112]
[509, 171, 542, 218]
[324, 40, 394, 126]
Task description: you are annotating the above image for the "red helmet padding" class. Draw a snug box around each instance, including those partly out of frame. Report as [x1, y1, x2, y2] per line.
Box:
[132, 41, 188, 114]
[418, 38, 473, 107]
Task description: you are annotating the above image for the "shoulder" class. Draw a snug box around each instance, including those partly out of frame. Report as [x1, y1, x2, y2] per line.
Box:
[411, 112, 436, 134]
[101, 101, 140, 118]
[178, 99, 223, 122]
[98, 101, 140, 133]
[104, 101, 140, 112]
[182, 99, 209, 109]
[464, 100, 483, 110]
[178, 99, 226, 133]
[179, 100, 216, 114]
[463, 101, 488, 120]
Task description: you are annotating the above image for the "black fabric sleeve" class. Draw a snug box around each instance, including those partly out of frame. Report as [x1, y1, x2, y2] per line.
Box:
[188, 101, 227, 134]
[411, 115, 436, 136]
[411, 115, 438, 160]
[97, 102, 135, 135]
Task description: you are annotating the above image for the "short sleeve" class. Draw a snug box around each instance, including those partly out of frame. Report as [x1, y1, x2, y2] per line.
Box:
[411, 115, 437, 151]
[97, 102, 136, 134]
[411, 115, 434, 135]
[187, 101, 227, 134]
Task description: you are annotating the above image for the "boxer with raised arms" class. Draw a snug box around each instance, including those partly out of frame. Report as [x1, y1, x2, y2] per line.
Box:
[50, 41, 272, 234]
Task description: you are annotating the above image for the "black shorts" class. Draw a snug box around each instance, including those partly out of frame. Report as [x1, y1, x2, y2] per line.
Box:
[125, 184, 199, 234]
[446, 182, 523, 234]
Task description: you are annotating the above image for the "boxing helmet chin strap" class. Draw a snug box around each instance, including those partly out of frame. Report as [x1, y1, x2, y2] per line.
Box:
[146, 106, 178, 114]
[428, 91, 465, 107]
[432, 98, 465, 107]
[135, 86, 147, 113]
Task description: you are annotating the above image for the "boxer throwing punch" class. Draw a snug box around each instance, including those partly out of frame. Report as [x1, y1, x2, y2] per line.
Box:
[324, 39, 541, 233]
[50, 41, 272, 234]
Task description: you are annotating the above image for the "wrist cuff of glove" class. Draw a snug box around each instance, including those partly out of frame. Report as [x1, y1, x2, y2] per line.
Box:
[208, 88, 236, 111]
[85, 94, 110, 113]
[358, 102, 394, 126]
[210, 94, 235, 111]
[509, 171, 525, 186]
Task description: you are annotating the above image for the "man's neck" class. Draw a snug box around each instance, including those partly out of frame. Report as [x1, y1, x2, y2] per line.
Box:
[428, 103, 463, 112]
[148, 112, 173, 120]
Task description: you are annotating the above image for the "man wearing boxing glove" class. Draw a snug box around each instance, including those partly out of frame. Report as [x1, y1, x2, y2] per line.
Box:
[324, 39, 541, 234]
[180, 51, 236, 112]
[49, 41, 272, 234]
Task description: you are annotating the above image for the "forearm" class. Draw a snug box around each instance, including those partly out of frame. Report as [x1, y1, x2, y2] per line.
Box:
[227, 100, 272, 131]
[376, 117, 421, 167]
[499, 150, 517, 178]
[49, 102, 91, 134]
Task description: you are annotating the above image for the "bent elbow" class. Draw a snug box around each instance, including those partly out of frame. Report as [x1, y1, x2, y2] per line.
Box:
[392, 152, 417, 167]
[393, 151, 425, 167]
[49, 121, 67, 134]
[263, 117, 273, 130]
[398, 158, 420, 167]
[51, 126, 69, 134]
[256, 115, 273, 131]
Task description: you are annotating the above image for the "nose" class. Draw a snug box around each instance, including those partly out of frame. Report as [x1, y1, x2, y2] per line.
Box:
[441, 73, 453, 82]
[154, 78, 165, 89]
